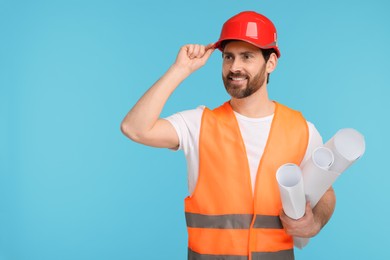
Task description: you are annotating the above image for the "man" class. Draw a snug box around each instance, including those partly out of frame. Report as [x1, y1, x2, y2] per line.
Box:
[121, 11, 336, 260]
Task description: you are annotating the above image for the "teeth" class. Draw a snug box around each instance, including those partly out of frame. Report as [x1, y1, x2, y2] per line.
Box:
[231, 77, 246, 81]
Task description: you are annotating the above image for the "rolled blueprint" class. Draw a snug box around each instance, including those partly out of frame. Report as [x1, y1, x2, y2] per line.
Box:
[293, 147, 336, 248]
[276, 163, 307, 249]
[324, 128, 366, 173]
[276, 128, 365, 249]
[276, 163, 306, 220]
[295, 129, 365, 249]
[302, 147, 336, 207]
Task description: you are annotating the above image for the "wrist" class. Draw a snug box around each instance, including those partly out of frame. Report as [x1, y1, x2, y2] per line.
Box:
[170, 63, 192, 78]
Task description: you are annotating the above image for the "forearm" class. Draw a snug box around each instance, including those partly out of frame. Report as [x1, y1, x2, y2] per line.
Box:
[121, 44, 215, 143]
[121, 64, 190, 139]
[312, 186, 336, 230]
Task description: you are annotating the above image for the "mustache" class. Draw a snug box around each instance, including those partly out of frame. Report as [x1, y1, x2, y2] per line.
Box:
[227, 72, 248, 78]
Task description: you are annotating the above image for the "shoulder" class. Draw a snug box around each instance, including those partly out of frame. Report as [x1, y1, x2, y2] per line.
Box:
[165, 105, 205, 125]
[163, 106, 205, 151]
[276, 102, 306, 121]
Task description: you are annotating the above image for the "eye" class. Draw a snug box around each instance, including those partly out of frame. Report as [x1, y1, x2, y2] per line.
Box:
[243, 54, 252, 60]
[223, 54, 233, 60]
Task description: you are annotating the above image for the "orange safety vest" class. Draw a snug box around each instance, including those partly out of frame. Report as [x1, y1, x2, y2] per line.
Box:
[185, 101, 309, 260]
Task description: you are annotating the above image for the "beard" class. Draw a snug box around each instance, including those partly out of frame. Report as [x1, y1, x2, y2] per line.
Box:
[222, 64, 267, 99]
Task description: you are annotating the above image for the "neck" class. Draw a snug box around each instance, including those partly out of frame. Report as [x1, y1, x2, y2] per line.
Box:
[229, 85, 275, 118]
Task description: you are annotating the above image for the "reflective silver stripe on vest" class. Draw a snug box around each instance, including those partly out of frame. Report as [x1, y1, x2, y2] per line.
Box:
[186, 213, 253, 229]
[188, 248, 247, 260]
[188, 248, 294, 260]
[252, 249, 294, 260]
[186, 213, 283, 229]
[253, 215, 283, 229]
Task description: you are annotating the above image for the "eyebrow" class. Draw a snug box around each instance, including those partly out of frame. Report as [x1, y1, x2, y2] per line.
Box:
[222, 51, 256, 56]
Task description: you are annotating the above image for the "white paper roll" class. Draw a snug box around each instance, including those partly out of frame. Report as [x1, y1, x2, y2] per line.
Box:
[294, 237, 309, 249]
[276, 164, 309, 249]
[302, 147, 337, 207]
[276, 163, 306, 220]
[324, 128, 366, 173]
[293, 147, 336, 248]
[276, 128, 365, 249]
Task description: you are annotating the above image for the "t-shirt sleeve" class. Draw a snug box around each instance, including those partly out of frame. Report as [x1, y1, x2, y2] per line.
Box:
[163, 106, 204, 153]
[301, 121, 323, 166]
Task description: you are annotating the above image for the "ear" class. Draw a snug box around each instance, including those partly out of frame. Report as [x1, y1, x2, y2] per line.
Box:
[266, 53, 278, 73]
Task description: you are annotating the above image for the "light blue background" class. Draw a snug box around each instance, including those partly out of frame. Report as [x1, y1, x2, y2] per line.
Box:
[1, 0, 389, 259]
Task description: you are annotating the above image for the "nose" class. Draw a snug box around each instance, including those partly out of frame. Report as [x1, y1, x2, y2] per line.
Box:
[229, 58, 243, 73]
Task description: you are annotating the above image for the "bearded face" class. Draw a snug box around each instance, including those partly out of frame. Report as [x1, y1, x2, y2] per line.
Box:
[221, 41, 268, 99]
[222, 63, 267, 99]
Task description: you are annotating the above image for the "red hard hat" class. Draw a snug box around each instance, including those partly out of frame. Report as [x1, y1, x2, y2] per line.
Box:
[214, 11, 281, 58]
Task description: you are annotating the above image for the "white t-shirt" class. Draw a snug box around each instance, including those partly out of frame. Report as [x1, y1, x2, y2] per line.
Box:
[165, 105, 323, 195]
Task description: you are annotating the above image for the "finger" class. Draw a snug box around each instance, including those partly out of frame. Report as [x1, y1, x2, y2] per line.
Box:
[192, 44, 201, 58]
[199, 45, 205, 57]
[279, 212, 293, 234]
[305, 202, 313, 216]
[200, 46, 215, 61]
[280, 208, 295, 221]
[279, 209, 291, 225]
[189, 44, 200, 59]
[187, 44, 195, 58]
[279, 208, 286, 218]
[205, 42, 216, 50]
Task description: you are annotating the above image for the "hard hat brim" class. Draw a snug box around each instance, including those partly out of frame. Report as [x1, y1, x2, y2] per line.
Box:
[214, 38, 281, 58]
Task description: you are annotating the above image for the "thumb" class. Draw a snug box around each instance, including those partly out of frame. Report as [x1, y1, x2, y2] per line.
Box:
[200, 45, 215, 62]
[205, 42, 216, 50]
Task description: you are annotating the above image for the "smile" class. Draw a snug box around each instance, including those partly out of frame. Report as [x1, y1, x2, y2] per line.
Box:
[228, 74, 248, 82]
[230, 77, 247, 81]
